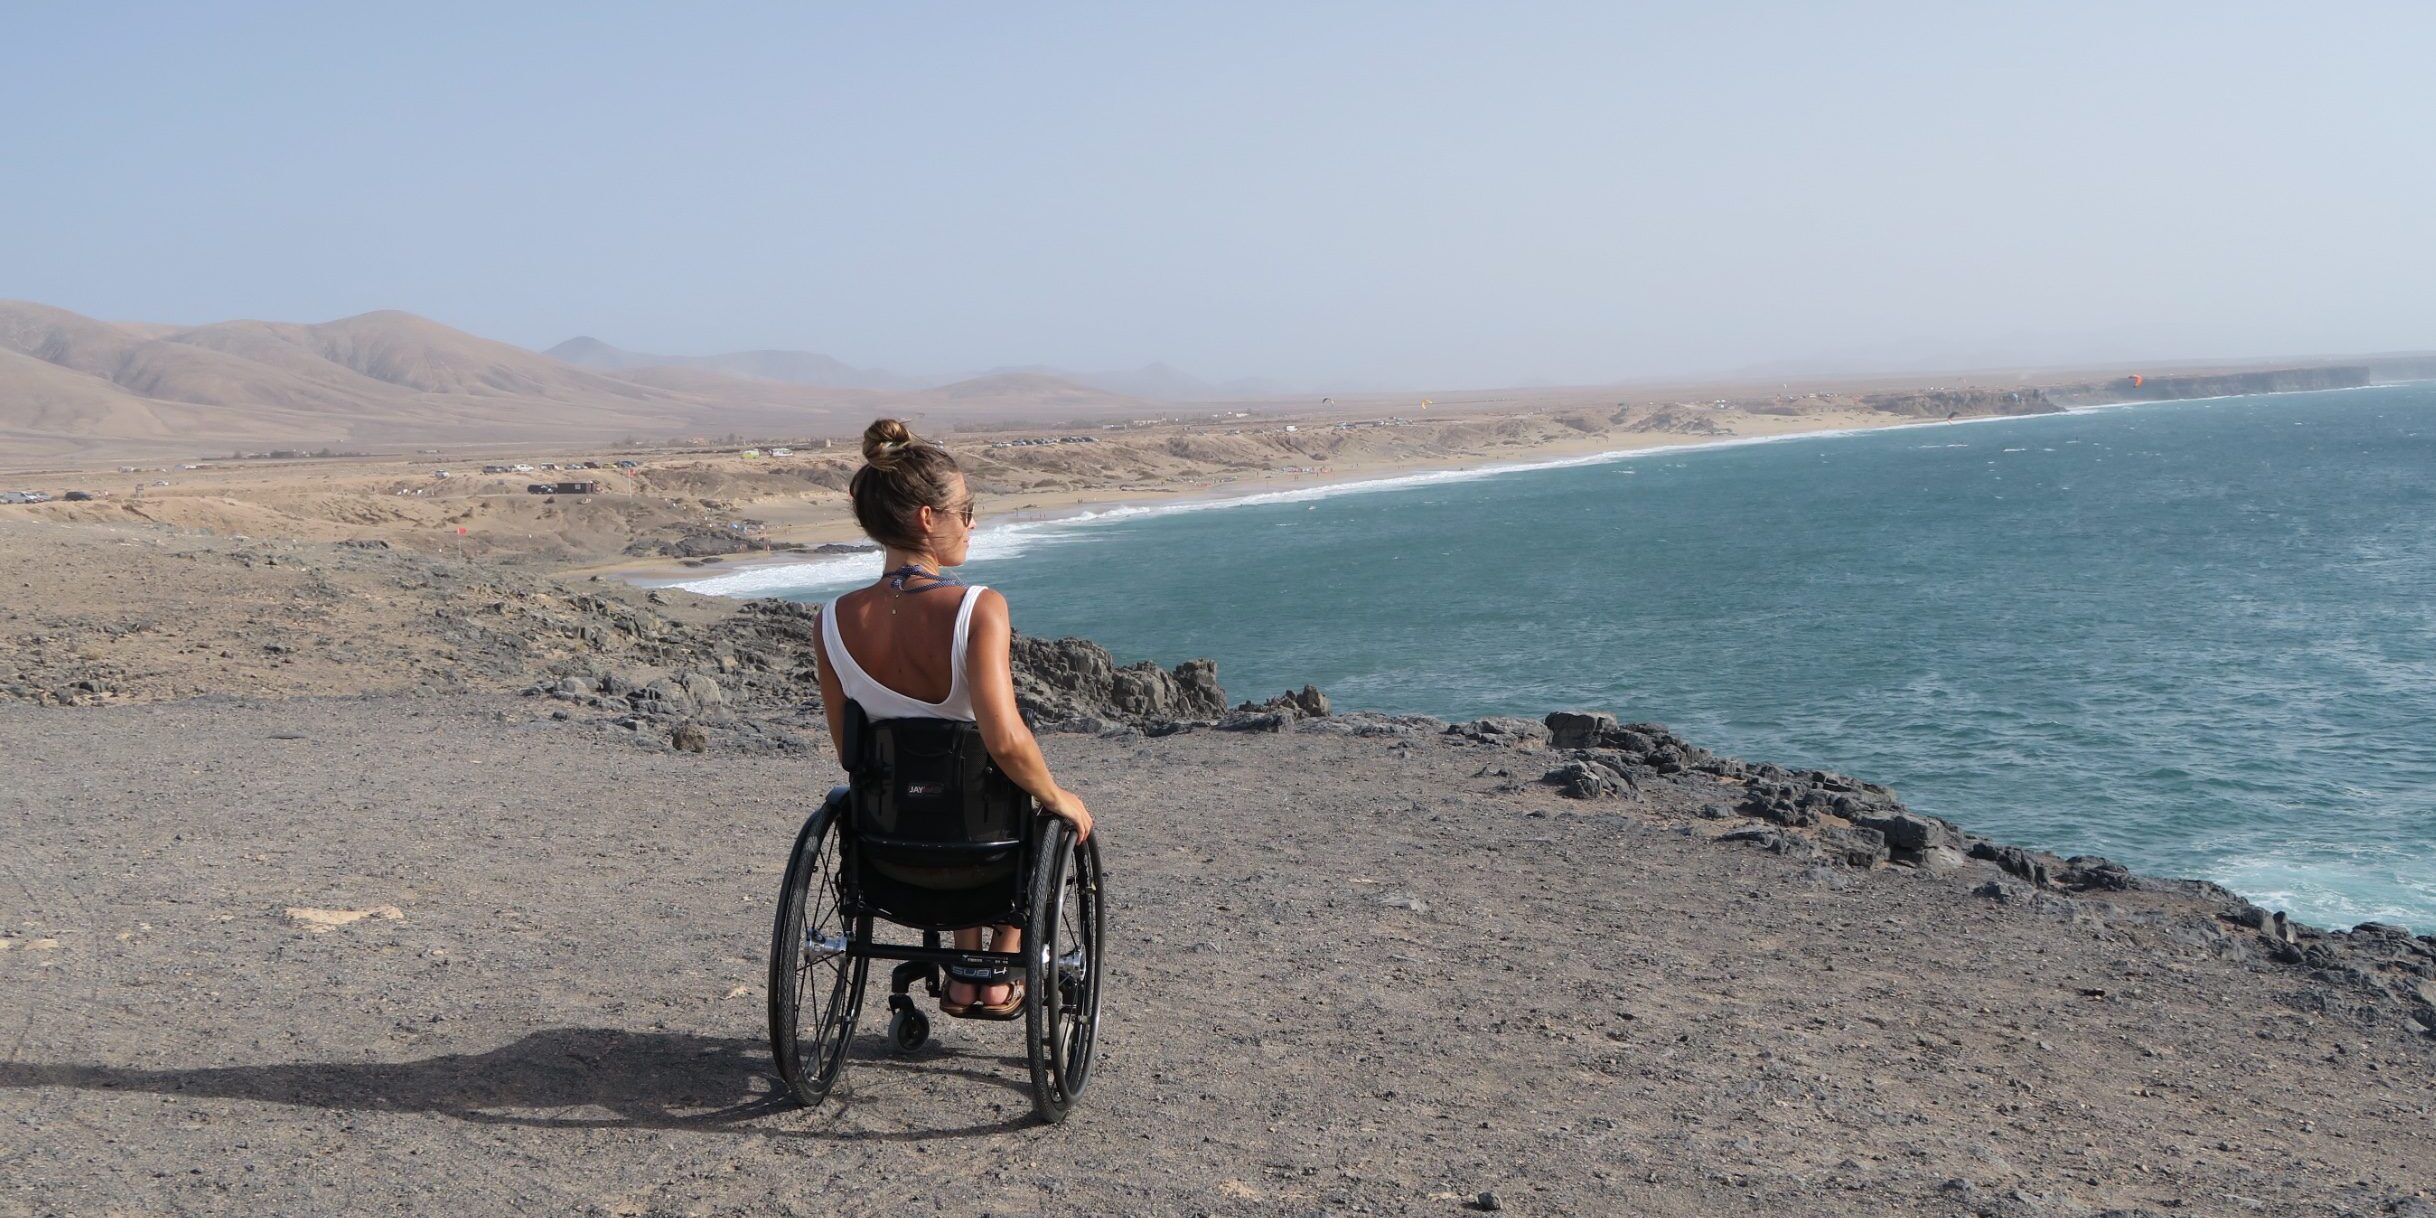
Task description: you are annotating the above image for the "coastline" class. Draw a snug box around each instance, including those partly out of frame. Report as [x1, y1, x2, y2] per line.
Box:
[624, 393, 2180, 597]
[612, 405, 1998, 594]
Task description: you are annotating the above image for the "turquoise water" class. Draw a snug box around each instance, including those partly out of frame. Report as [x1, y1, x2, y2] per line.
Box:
[686, 386, 2436, 932]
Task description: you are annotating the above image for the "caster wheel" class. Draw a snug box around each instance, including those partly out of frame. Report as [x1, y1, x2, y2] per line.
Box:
[888, 1008, 930, 1054]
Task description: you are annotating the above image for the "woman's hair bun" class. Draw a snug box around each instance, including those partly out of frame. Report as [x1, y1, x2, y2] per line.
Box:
[862, 418, 917, 470]
[848, 416, 964, 550]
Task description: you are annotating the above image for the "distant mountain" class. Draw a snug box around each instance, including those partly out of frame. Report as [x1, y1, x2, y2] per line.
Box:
[992, 361, 1287, 402]
[0, 301, 1161, 459]
[0, 302, 808, 457]
[930, 371, 1141, 411]
[548, 335, 1287, 401]
[544, 336, 921, 390]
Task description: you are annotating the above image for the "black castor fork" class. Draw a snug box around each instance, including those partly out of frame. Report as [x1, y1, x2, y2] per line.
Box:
[885, 956, 937, 1053]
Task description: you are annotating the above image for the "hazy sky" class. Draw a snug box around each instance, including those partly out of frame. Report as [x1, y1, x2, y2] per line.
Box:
[5, 3, 2431, 388]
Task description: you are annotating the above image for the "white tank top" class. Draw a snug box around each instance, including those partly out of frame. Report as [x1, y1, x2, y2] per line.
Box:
[820, 585, 986, 722]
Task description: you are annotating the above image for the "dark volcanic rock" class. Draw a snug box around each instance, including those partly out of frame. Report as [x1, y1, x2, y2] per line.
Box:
[1739, 781, 1823, 828]
[1011, 634, 1225, 730]
[1853, 810, 1959, 853]
[1255, 685, 1331, 718]
[1970, 841, 2057, 888]
[1448, 717, 1550, 748]
[1231, 684, 1332, 727]
[1544, 710, 1619, 749]
[2058, 855, 2135, 892]
[1543, 760, 1624, 800]
[1721, 824, 1817, 859]
[1816, 824, 1890, 869]
[1537, 714, 1717, 775]
[1215, 710, 1290, 733]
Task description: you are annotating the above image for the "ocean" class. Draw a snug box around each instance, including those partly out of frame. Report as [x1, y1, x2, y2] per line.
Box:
[681, 384, 2436, 933]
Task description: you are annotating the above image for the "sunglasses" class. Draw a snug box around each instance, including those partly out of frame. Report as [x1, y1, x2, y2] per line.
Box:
[941, 500, 975, 527]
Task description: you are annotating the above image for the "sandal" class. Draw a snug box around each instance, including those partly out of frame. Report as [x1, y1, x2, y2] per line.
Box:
[940, 963, 1027, 1019]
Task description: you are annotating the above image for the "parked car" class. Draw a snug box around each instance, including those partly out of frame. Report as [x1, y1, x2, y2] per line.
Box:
[526, 483, 553, 494]
[613, 460, 640, 469]
[62, 490, 96, 501]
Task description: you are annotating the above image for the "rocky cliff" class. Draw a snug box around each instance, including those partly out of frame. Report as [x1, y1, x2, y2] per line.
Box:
[1861, 387, 2063, 418]
[2049, 364, 2370, 407]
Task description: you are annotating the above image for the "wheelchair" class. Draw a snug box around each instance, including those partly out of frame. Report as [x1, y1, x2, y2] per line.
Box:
[766, 703, 1105, 1123]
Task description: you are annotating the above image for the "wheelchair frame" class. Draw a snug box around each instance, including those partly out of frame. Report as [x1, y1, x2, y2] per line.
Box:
[768, 780, 1104, 1124]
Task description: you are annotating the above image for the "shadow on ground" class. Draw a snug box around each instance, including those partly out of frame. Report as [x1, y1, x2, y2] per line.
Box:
[0, 1027, 1040, 1140]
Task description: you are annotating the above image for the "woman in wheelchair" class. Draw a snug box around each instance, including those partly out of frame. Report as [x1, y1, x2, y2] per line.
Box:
[810, 418, 1094, 1019]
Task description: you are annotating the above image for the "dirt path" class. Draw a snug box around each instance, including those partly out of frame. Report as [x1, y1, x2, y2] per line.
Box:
[3, 697, 2431, 1217]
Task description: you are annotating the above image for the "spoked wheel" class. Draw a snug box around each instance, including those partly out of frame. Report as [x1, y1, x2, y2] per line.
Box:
[1024, 819, 1105, 1123]
[768, 801, 868, 1107]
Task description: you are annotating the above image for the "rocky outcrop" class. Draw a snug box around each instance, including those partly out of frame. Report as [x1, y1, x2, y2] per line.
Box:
[1215, 685, 1334, 733]
[514, 597, 1236, 734]
[1436, 705, 2436, 1030]
[1009, 634, 1227, 732]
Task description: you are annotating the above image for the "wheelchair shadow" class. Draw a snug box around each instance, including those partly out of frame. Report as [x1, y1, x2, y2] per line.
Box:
[0, 1027, 1039, 1142]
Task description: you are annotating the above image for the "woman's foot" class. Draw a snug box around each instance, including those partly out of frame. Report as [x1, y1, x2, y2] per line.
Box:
[943, 978, 1015, 1010]
[941, 967, 1023, 1016]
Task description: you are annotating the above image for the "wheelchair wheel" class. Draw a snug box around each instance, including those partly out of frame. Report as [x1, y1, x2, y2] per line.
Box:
[887, 1007, 930, 1054]
[768, 801, 868, 1107]
[1024, 820, 1104, 1124]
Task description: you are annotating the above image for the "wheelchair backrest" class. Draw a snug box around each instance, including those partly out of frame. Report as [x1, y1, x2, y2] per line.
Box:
[841, 700, 1027, 856]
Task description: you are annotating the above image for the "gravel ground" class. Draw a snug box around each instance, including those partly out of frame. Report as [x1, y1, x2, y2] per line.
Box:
[4, 696, 2433, 1217]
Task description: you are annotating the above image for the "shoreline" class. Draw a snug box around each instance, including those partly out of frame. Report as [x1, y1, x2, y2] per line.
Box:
[625, 393, 2174, 597]
[616, 407, 2011, 594]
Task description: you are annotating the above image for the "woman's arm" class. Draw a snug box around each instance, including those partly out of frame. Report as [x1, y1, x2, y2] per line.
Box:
[965, 588, 1092, 840]
[811, 604, 850, 768]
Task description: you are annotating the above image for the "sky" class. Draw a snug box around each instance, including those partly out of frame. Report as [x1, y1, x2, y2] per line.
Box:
[4, 2, 2432, 389]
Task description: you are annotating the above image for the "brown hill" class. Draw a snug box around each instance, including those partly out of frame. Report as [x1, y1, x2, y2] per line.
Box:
[0, 302, 1154, 461]
[916, 371, 1149, 421]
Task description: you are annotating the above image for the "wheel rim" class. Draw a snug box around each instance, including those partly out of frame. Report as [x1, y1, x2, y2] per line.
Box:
[1044, 836, 1101, 1096]
[780, 814, 861, 1094]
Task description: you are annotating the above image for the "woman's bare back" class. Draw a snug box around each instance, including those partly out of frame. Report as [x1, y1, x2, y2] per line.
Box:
[828, 582, 966, 704]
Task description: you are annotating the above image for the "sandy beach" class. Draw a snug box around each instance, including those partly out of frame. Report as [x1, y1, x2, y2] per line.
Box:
[0, 382, 2035, 593]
